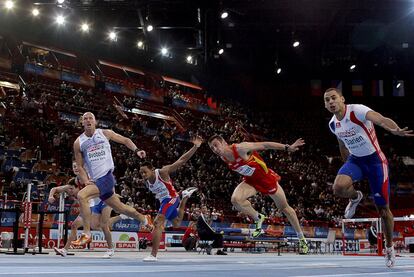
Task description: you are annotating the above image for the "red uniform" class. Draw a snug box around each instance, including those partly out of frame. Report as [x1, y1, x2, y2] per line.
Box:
[222, 144, 281, 195]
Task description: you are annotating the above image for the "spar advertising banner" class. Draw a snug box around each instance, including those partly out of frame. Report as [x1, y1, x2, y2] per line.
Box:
[48, 230, 165, 250]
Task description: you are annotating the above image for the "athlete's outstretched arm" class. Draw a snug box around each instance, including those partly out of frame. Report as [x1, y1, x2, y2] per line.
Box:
[237, 138, 305, 155]
[48, 185, 70, 204]
[366, 111, 414, 137]
[73, 139, 91, 185]
[102, 129, 146, 158]
[161, 136, 203, 175]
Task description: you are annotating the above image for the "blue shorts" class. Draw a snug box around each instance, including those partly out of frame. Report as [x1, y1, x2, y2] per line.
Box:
[91, 200, 107, 214]
[338, 152, 389, 206]
[95, 171, 116, 201]
[159, 197, 180, 220]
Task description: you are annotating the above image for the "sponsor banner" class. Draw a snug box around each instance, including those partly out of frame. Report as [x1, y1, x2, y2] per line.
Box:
[135, 88, 162, 102]
[24, 63, 40, 74]
[0, 212, 17, 227]
[112, 219, 140, 232]
[61, 71, 81, 84]
[334, 239, 360, 252]
[59, 112, 80, 123]
[165, 233, 184, 248]
[196, 105, 218, 114]
[344, 228, 355, 239]
[79, 75, 95, 87]
[42, 67, 61, 80]
[24, 63, 60, 79]
[112, 231, 138, 249]
[314, 227, 329, 238]
[283, 226, 296, 237]
[303, 226, 315, 238]
[105, 82, 122, 93]
[120, 86, 136, 97]
[354, 228, 367, 239]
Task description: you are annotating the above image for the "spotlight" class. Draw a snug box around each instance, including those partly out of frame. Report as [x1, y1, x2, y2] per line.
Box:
[221, 12, 228, 19]
[108, 31, 117, 41]
[81, 23, 89, 32]
[186, 55, 193, 63]
[137, 41, 144, 49]
[293, 41, 300, 48]
[396, 82, 401, 89]
[146, 25, 153, 32]
[4, 1, 14, 10]
[32, 8, 40, 17]
[57, 0, 65, 4]
[55, 15, 65, 25]
[350, 64, 356, 70]
[276, 68, 282, 74]
[218, 48, 224, 55]
[161, 47, 168, 56]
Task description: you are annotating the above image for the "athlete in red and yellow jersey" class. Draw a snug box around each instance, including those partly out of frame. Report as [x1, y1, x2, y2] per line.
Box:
[208, 135, 308, 254]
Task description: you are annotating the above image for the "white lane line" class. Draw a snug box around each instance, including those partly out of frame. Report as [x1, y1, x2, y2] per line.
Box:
[292, 270, 414, 277]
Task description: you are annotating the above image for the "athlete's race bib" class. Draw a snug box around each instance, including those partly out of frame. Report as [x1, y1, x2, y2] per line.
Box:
[233, 165, 256, 176]
[87, 143, 106, 162]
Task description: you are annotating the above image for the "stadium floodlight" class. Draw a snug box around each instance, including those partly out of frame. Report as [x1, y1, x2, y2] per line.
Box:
[81, 23, 89, 32]
[221, 12, 228, 19]
[218, 48, 224, 55]
[57, 0, 65, 4]
[293, 41, 300, 48]
[4, 0, 14, 10]
[146, 25, 153, 32]
[108, 31, 117, 41]
[137, 41, 144, 49]
[161, 47, 168, 56]
[55, 15, 65, 25]
[32, 8, 40, 17]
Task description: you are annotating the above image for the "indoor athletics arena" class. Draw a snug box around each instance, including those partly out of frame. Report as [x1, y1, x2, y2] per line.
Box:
[1, 1, 414, 276]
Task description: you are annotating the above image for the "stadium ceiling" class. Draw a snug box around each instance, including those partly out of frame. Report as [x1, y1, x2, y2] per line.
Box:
[2, 0, 414, 76]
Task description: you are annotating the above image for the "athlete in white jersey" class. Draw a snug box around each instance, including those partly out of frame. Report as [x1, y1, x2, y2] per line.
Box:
[50, 161, 122, 258]
[324, 88, 413, 267]
[139, 136, 202, 262]
[72, 112, 150, 246]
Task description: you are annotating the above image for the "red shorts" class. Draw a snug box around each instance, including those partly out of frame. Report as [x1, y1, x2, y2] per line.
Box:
[243, 170, 281, 195]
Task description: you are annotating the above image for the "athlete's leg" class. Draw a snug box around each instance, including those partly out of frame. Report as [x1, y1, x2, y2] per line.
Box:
[77, 185, 99, 235]
[333, 175, 358, 199]
[149, 214, 166, 257]
[231, 182, 258, 220]
[99, 206, 114, 249]
[172, 198, 189, 227]
[104, 194, 147, 224]
[90, 213, 101, 230]
[377, 205, 393, 248]
[63, 216, 83, 250]
[108, 215, 122, 230]
[268, 183, 303, 238]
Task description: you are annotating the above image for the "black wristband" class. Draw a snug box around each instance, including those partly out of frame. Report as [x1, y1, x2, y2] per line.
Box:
[134, 148, 140, 154]
[284, 144, 290, 152]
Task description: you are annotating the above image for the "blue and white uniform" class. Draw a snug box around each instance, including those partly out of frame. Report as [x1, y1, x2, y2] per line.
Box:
[89, 197, 108, 214]
[146, 169, 180, 220]
[79, 129, 116, 201]
[329, 104, 389, 206]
